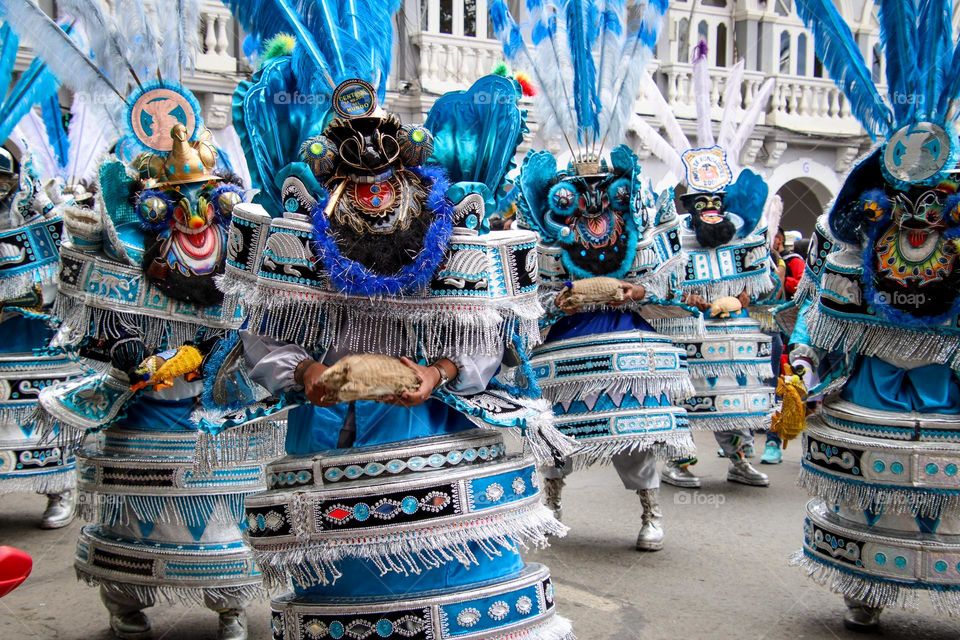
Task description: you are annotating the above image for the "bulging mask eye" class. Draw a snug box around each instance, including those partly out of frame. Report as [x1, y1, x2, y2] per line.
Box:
[139, 195, 168, 225]
[548, 181, 579, 216]
[217, 190, 242, 216]
[607, 177, 631, 212]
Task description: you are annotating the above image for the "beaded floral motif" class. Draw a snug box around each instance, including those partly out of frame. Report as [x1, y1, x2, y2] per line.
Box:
[321, 492, 453, 525]
[321, 444, 504, 483]
[456, 608, 481, 628]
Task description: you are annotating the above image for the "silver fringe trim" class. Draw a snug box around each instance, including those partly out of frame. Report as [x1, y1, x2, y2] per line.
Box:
[540, 374, 696, 404]
[797, 467, 960, 517]
[636, 252, 689, 302]
[502, 615, 575, 640]
[78, 490, 247, 528]
[569, 431, 697, 470]
[0, 264, 57, 300]
[256, 503, 568, 590]
[193, 421, 288, 473]
[648, 315, 706, 337]
[0, 405, 39, 427]
[225, 281, 544, 358]
[686, 414, 771, 433]
[687, 362, 774, 380]
[54, 295, 228, 351]
[790, 550, 960, 615]
[31, 405, 87, 449]
[807, 305, 960, 371]
[0, 470, 76, 495]
[683, 270, 774, 301]
[77, 571, 263, 608]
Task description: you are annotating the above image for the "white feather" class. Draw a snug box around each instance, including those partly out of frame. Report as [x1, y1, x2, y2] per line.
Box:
[596, 1, 626, 109]
[529, 7, 579, 150]
[65, 94, 117, 186]
[765, 194, 784, 250]
[640, 72, 689, 153]
[727, 77, 775, 168]
[629, 114, 686, 179]
[716, 60, 745, 150]
[214, 125, 252, 190]
[692, 52, 714, 147]
[12, 110, 59, 180]
[0, 0, 125, 120]
[600, 0, 668, 152]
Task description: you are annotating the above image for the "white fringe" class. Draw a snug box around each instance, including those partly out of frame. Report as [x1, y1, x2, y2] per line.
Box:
[683, 270, 774, 301]
[569, 431, 697, 470]
[0, 470, 76, 495]
[540, 374, 696, 404]
[498, 615, 576, 640]
[648, 315, 706, 337]
[193, 421, 287, 473]
[78, 491, 247, 528]
[791, 550, 960, 615]
[222, 280, 544, 359]
[686, 414, 771, 433]
[686, 361, 774, 380]
[255, 503, 568, 590]
[0, 264, 57, 300]
[77, 571, 263, 608]
[798, 467, 960, 518]
[807, 305, 960, 371]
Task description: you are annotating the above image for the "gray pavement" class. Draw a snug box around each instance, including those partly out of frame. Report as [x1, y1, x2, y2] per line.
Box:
[2, 430, 959, 639]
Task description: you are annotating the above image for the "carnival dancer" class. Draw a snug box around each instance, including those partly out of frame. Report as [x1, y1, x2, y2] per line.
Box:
[2, 2, 274, 638]
[488, 0, 696, 551]
[784, 0, 960, 630]
[0, 21, 88, 529]
[206, 2, 576, 637]
[632, 42, 778, 488]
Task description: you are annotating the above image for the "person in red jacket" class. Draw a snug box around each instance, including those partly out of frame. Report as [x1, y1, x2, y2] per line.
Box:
[774, 227, 806, 299]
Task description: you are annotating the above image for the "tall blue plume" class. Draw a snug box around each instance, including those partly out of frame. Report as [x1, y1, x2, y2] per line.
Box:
[566, 0, 602, 143]
[0, 24, 18, 102]
[490, 0, 525, 63]
[938, 35, 960, 119]
[40, 93, 69, 170]
[916, 0, 952, 120]
[876, 0, 919, 124]
[795, 0, 893, 139]
[0, 58, 59, 145]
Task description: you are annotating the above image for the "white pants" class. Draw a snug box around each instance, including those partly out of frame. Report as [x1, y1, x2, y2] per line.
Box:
[542, 447, 660, 491]
[714, 429, 755, 458]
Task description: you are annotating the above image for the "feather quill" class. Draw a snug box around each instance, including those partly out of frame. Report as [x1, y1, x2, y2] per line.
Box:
[566, 0, 602, 143]
[692, 40, 714, 146]
[876, 0, 919, 124]
[40, 93, 69, 170]
[640, 71, 688, 153]
[0, 24, 19, 101]
[629, 113, 685, 179]
[13, 110, 59, 179]
[726, 77, 774, 173]
[0, 0, 126, 109]
[595, 0, 626, 114]
[526, 0, 578, 151]
[916, 0, 951, 121]
[65, 95, 116, 185]
[716, 60, 744, 149]
[599, 0, 669, 154]
[794, 0, 893, 138]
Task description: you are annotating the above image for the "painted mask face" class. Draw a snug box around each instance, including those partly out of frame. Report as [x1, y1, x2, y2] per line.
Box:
[683, 192, 736, 248]
[547, 171, 633, 276]
[137, 180, 242, 305]
[871, 185, 960, 319]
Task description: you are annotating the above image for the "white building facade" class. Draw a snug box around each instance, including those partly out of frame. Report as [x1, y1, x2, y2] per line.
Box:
[15, 0, 904, 234]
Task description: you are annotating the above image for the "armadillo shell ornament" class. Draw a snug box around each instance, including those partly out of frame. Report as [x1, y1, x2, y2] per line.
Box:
[320, 354, 421, 403]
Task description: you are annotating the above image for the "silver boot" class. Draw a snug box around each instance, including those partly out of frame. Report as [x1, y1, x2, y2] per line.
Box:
[636, 489, 664, 551]
[661, 461, 701, 488]
[727, 458, 769, 487]
[101, 587, 151, 640]
[542, 476, 565, 521]
[40, 490, 76, 529]
[843, 596, 881, 632]
[217, 609, 247, 640]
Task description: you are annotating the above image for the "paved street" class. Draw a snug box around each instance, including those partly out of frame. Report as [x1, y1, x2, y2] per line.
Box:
[2, 430, 959, 640]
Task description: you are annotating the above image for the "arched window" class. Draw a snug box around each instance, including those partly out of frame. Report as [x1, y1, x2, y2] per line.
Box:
[716, 24, 728, 67]
[797, 33, 807, 76]
[813, 55, 824, 78]
[678, 18, 690, 63]
[698, 20, 709, 44]
[779, 31, 791, 74]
